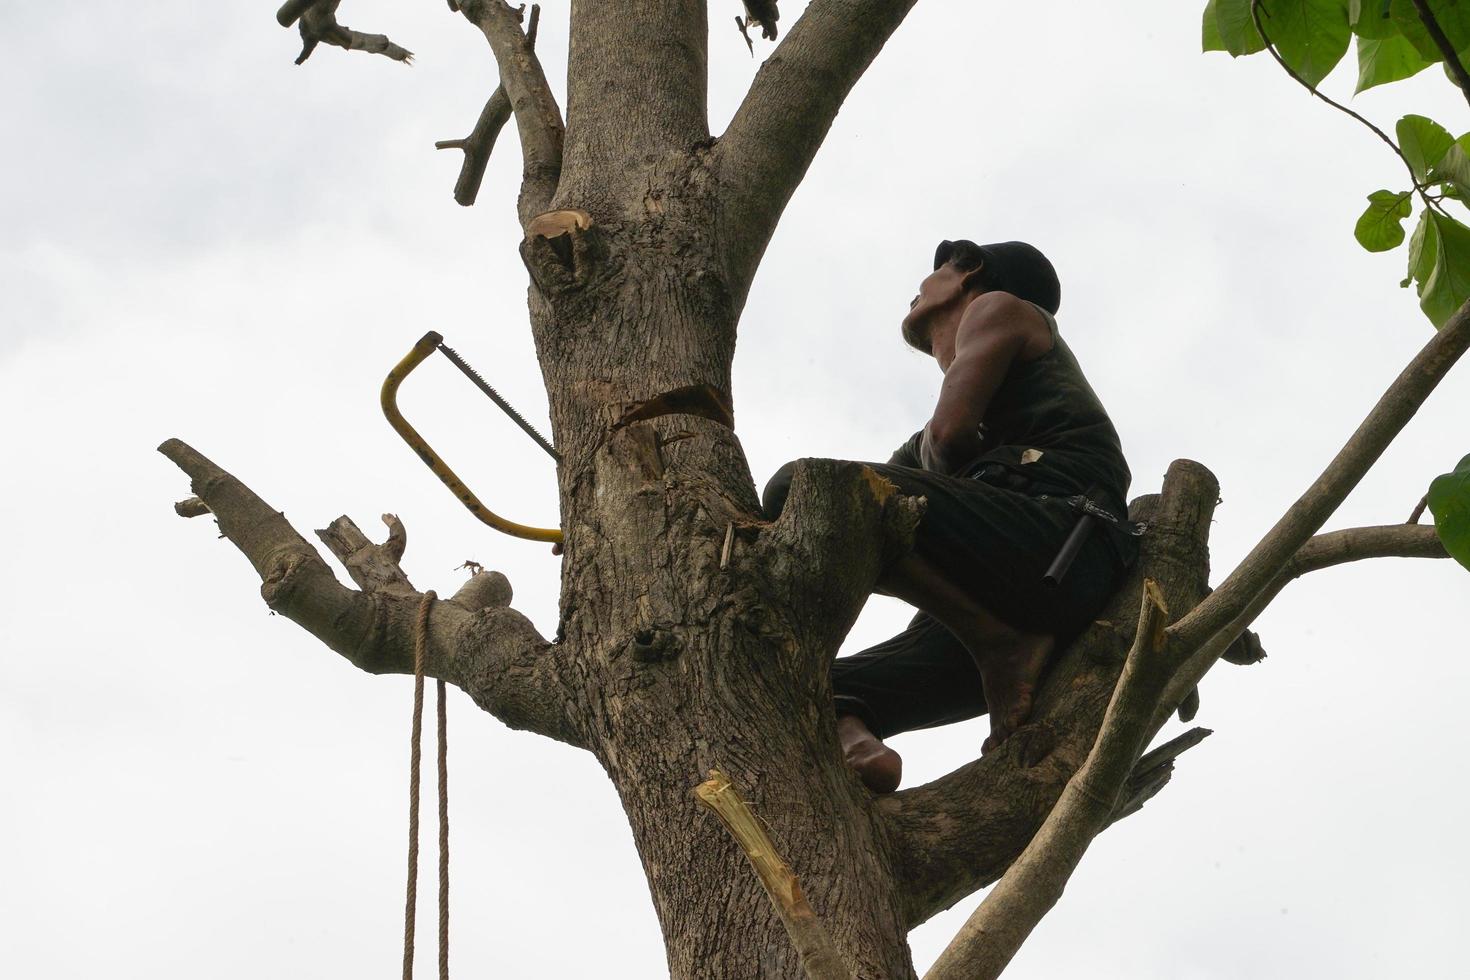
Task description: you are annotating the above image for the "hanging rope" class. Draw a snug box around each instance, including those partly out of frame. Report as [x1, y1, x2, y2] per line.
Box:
[404, 591, 449, 980]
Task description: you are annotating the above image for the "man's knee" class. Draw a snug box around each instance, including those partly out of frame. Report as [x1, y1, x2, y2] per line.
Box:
[761, 461, 799, 520]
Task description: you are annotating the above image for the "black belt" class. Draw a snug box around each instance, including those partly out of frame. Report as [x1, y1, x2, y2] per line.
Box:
[969, 463, 1146, 587]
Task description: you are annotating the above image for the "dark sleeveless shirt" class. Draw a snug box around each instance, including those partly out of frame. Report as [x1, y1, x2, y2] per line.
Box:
[890, 304, 1134, 524]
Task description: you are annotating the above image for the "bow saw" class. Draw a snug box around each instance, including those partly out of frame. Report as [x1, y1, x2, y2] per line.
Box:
[381, 330, 562, 544]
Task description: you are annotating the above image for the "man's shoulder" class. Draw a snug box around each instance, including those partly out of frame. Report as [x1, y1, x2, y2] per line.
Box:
[959, 291, 1054, 356]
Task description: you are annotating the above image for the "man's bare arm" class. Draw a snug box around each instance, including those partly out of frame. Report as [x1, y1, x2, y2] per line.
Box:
[922, 293, 1050, 474]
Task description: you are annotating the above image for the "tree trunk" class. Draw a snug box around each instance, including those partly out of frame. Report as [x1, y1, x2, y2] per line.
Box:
[519, 145, 924, 972]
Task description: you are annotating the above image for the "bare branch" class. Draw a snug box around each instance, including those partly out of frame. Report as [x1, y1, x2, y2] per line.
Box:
[284, 1, 413, 66]
[694, 770, 853, 980]
[1159, 522, 1451, 715]
[718, 0, 919, 289]
[436, 4, 542, 208]
[158, 438, 584, 746]
[1289, 523, 1448, 575]
[459, 0, 564, 223]
[1168, 304, 1470, 658]
[923, 582, 1173, 980]
[1409, 0, 1470, 109]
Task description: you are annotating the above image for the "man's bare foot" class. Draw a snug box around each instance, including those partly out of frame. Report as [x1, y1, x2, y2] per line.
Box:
[836, 714, 903, 793]
[975, 632, 1055, 754]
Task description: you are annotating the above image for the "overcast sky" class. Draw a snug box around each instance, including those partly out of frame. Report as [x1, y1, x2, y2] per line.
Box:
[3, 2, 1468, 977]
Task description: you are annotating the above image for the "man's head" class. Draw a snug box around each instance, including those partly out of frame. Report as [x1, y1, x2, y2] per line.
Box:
[901, 239, 1061, 353]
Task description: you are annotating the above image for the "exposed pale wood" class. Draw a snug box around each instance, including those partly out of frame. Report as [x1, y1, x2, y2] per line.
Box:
[694, 770, 853, 980]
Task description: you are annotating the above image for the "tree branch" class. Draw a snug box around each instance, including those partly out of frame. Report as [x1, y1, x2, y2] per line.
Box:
[1409, 0, 1470, 107]
[694, 770, 853, 980]
[881, 461, 1221, 927]
[1158, 522, 1451, 716]
[280, 0, 414, 66]
[436, 4, 542, 208]
[557, 0, 710, 202]
[158, 438, 584, 746]
[717, 0, 919, 290]
[1167, 303, 1470, 658]
[923, 582, 1174, 980]
[458, 0, 564, 224]
[758, 458, 923, 661]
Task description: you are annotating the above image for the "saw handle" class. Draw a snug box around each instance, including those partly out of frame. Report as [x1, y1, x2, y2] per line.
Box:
[381, 330, 563, 544]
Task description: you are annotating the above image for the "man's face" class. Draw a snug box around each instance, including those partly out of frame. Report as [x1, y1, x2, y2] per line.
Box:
[901, 262, 968, 352]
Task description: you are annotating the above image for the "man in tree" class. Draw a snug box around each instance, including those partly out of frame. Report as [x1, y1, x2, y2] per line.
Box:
[763, 240, 1138, 792]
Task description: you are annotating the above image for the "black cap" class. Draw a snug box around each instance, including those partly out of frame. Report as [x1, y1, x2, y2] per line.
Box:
[933, 239, 1061, 315]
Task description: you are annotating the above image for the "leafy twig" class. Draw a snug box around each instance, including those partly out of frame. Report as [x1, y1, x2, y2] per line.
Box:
[1250, 0, 1444, 215]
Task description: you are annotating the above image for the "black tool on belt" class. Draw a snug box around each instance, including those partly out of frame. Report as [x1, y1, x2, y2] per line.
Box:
[969, 463, 1146, 588]
[1041, 493, 1146, 587]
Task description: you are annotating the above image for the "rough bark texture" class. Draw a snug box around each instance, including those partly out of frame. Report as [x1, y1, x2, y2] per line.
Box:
[166, 3, 1468, 977]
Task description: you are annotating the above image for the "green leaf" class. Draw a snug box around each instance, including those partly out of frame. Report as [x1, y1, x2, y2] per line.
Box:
[1404, 207, 1437, 287]
[1397, 114, 1455, 180]
[1355, 32, 1433, 90]
[1259, 0, 1353, 87]
[1427, 453, 1470, 570]
[1204, 0, 1228, 50]
[1416, 210, 1470, 325]
[1391, 0, 1470, 60]
[1354, 190, 1414, 250]
[1352, 0, 1400, 37]
[1428, 133, 1470, 196]
[1216, 0, 1268, 55]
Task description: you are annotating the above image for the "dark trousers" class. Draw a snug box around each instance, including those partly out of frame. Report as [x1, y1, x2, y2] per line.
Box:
[762, 459, 1128, 741]
[830, 611, 990, 740]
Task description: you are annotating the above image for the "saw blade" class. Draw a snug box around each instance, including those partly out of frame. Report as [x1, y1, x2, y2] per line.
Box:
[435, 343, 561, 463]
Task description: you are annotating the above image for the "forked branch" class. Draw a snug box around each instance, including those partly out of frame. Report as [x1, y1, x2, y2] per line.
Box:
[923, 582, 1173, 980]
[158, 438, 583, 746]
[1159, 521, 1452, 714]
[458, 0, 564, 223]
[436, 4, 543, 208]
[1168, 304, 1470, 664]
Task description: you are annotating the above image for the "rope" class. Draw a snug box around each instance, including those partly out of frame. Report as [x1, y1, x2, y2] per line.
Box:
[437, 675, 449, 980]
[403, 591, 449, 980]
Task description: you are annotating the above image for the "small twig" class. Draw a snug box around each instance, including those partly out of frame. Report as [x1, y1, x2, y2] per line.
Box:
[1410, 0, 1470, 108]
[1408, 494, 1429, 524]
[1251, 1, 1441, 214]
[694, 770, 852, 980]
[174, 496, 211, 518]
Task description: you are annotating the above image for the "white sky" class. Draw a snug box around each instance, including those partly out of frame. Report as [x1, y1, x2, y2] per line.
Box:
[3, 2, 1468, 977]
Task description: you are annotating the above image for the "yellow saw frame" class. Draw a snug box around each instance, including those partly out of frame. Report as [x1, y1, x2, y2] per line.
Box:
[381, 330, 563, 544]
